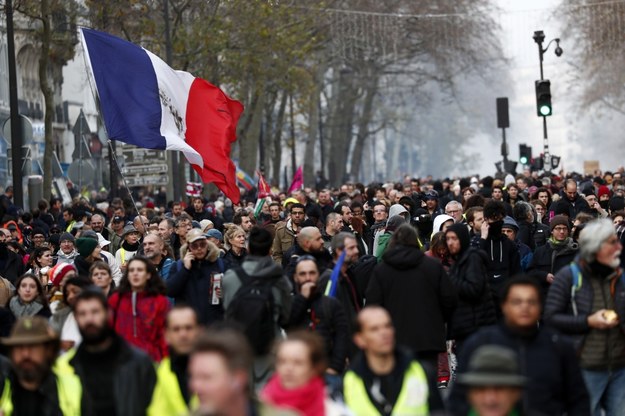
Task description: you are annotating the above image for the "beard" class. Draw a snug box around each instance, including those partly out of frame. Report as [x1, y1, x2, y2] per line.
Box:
[13, 359, 50, 385]
[80, 323, 112, 345]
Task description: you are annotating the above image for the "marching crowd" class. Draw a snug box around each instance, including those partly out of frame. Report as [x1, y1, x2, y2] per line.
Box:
[0, 168, 623, 415]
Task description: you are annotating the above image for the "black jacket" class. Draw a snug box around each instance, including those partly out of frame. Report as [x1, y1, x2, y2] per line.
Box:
[479, 235, 521, 314]
[287, 291, 349, 372]
[167, 256, 225, 325]
[0, 243, 24, 284]
[447, 247, 496, 341]
[517, 219, 550, 251]
[69, 334, 157, 416]
[366, 244, 457, 353]
[448, 323, 590, 416]
[528, 238, 578, 302]
[284, 244, 334, 283]
[544, 260, 625, 353]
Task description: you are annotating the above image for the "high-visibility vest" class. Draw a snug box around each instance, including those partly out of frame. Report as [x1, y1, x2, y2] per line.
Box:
[344, 361, 429, 416]
[147, 357, 197, 416]
[0, 369, 82, 415]
[65, 221, 76, 232]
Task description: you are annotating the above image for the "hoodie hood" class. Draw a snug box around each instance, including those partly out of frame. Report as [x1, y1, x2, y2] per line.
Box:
[242, 255, 283, 279]
[433, 214, 454, 233]
[447, 223, 470, 255]
[388, 204, 409, 221]
[382, 245, 425, 270]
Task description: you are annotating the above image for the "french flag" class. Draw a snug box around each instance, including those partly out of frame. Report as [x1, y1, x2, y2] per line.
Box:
[80, 28, 243, 203]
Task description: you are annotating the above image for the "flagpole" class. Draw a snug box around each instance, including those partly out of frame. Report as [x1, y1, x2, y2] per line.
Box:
[107, 141, 141, 218]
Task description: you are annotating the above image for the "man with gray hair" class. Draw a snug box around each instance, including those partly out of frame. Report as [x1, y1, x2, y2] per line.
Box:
[545, 218, 625, 416]
[445, 200, 464, 224]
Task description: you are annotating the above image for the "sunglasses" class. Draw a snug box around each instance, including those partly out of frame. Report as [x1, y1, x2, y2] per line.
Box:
[189, 240, 208, 250]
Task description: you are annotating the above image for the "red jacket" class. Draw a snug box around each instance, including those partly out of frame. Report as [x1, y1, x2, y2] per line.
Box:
[109, 291, 169, 362]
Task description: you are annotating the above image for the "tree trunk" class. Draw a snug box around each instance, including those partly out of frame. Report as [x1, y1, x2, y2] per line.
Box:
[349, 73, 378, 180]
[303, 84, 320, 188]
[271, 91, 287, 186]
[327, 70, 358, 186]
[39, 0, 54, 200]
[261, 90, 278, 174]
[238, 82, 265, 175]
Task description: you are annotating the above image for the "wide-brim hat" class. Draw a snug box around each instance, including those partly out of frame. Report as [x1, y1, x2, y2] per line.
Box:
[122, 225, 139, 238]
[1, 316, 58, 346]
[457, 345, 527, 387]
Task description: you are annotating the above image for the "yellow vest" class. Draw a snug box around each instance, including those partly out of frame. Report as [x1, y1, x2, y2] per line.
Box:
[147, 357, 197, 416]
[0, 369, 82, 415]
[344, 361, 429, 416]
[65, 221, 75, 233]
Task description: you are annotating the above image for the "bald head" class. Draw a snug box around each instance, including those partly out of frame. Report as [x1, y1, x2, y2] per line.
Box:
[298, 227, 323, 253]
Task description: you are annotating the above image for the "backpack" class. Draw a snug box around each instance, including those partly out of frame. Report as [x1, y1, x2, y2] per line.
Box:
[225, 267, 276, 355]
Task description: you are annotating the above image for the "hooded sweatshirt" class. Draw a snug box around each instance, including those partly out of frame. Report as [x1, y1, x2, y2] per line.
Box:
[372, 205, 409, 256]
[222, 255, 293, 336]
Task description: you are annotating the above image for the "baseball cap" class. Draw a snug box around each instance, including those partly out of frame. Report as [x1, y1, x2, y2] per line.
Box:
[186, 228, 207, 243]
[205, 229, 223, 242]
[112, 216, 124, 223]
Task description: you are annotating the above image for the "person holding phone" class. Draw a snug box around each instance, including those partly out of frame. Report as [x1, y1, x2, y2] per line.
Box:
[166, 229, 225, 326]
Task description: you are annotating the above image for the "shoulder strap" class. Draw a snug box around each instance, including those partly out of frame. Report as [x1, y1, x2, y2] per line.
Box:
[569, 262, 582, 291]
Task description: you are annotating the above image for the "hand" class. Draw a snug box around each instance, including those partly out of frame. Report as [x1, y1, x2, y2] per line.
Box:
[546, 273, 555, 284]
[587, 309, 620, 329]
[481, 221, 489, 240]
[215, 287, 222, 299]
[300, 282, 316, 299]
[183, 252, 195, 270]
[326, 368, 338, 375]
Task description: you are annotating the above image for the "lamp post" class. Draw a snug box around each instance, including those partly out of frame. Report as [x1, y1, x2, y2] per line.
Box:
[533, 30, 562, 171]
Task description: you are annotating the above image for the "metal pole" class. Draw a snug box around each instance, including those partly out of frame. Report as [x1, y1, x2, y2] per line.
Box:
[501, 128, 508, 166]
[6, 0, 23, 208]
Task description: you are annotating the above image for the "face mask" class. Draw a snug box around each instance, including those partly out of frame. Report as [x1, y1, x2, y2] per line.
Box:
[599, 200, 610, 210]
[489, 220, 503, 237]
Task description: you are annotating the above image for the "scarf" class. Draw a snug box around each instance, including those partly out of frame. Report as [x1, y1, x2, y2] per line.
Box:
[121, 240, 141, 251]
[261, 375, 326, 416]
[548, 236, 569, 247]
[9, 296, 44, 318]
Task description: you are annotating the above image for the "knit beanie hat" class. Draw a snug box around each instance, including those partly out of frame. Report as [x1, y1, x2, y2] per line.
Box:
[550, 215, 570, 232]
[609, 196, 625, 212]
[76, 237, 98, 257]
[49, 263, 77, 286]
[59, 232, 75, 243]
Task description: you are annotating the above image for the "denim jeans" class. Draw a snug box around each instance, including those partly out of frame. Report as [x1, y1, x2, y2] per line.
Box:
[581, 366, 625, 416]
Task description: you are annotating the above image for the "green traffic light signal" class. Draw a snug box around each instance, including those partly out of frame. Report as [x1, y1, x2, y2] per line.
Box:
[539, 104, 551, 116]
[520, 156, 528, 164]
[535, 80, 552, 117]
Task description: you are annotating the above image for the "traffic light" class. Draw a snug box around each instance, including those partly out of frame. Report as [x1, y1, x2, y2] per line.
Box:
[535, 80, 552, 117]
[519, 144, 532, 165]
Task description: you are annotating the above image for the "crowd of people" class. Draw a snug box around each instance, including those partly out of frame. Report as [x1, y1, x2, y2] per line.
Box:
[0, 167, 623, 415]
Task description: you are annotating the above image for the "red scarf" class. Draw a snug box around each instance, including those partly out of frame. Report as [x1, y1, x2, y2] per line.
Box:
[261, 375, 326, 416]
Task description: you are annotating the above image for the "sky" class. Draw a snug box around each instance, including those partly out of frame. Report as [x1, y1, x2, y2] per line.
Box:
[475, 0, 625, 176]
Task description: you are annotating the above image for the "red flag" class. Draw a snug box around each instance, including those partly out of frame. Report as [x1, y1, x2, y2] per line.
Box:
[186, 79, 244, 204]
[256, 171, 271, 198]
[287, 166, 304, 194]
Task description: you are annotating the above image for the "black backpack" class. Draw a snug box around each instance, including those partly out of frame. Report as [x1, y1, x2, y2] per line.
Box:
[225, 267, 276, 355]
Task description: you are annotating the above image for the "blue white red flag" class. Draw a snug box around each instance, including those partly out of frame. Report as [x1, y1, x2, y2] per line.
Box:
[79, 28, 243, 203]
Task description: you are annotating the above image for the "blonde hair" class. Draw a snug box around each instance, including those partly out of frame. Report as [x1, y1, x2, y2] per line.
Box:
[223, 224, 245, 250]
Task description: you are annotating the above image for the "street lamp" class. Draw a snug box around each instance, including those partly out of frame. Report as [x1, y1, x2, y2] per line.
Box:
[533, 30, 562, 170]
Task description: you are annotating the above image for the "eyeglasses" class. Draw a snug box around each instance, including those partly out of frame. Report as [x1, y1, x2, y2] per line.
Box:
[553, 226, 569, 232]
